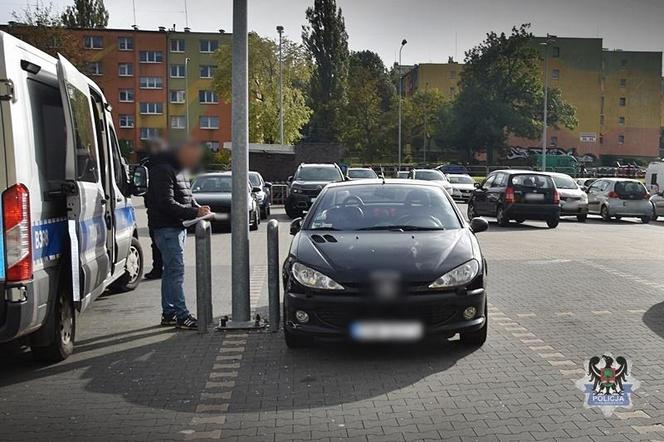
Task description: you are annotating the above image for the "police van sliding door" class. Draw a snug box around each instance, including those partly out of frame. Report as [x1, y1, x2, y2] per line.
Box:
[56, 54, 110, 307]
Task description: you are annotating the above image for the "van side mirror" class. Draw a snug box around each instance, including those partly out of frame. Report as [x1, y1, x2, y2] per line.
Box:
[131, 165, 148, 196]
[469, 217, 489, 233]
[287, 176, 293, 183]
[290, 217, 303, 235]
[251, 186, 262, 193]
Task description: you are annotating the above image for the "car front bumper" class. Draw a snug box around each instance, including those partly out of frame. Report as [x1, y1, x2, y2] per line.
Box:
[284, 287, 486, 341]
[286, 193, 318, 211]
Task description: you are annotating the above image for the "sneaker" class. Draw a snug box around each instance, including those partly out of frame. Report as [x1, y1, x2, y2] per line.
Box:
[144, 269, 163, 280]
[176, 315, 198, 330]
[161, 313, 177, 326]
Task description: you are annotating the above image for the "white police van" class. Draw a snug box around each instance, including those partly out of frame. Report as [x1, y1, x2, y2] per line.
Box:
[0, 31, 147, 361]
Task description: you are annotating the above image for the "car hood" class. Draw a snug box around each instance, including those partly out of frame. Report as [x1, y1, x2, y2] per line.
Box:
[293, 228, 477, 284]
[193, 192, 232, 206]
[291, 180, 335, 189]
[450, 183, 475, 190]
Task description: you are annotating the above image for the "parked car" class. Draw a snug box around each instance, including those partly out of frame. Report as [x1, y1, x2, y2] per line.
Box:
[283, 180, 489, 348]
[397, 170, 410, 179]
[408, 169, 454, 194]
[575, 177, 597, 191]
[586, 178, 652, 223]
[191, 172, 261, 230]
[285, 163, 345, 218]
[446, 174, 476, 202]
[467, 170, 561, 228]
[346, 167, 378, 180]
[549, 172, 588, 222]
[249, 171, 272, 219]
[650, 191, 664, 220]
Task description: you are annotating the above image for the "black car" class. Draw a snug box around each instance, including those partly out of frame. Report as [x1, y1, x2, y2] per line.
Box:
[191, 172, 261, 230]
[467, 170, 561, 228]
[285, 163, 345, 219]
[282, 179, 489, 348]
[249, 171, 272, 219]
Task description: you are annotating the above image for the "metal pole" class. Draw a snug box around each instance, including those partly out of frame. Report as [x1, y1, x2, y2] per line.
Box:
[231, 0, 250, 323]
[277, 26, 284, 146]
[267, 220, 280, 332]
[542, 37, 550, 172]
[195, 220, 212, 333]
[185, 57, 190, 134]
[398, 47, 403, 170]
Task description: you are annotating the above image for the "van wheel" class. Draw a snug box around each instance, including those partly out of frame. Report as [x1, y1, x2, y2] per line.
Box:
[496, 206, 509, 227]
[546, 217, 559, 228]
[460, 306, 487, 347]
[32, 289, 75, 363]
[109, 237, 144, 293]
[600, 205, 611, 222]
[514, 217, 525, 224]
[641, 216, 651, 224]
[285, 205, 302, 219]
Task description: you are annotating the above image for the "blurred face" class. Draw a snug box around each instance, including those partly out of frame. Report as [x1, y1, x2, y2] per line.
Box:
[176, 140, 204, 170]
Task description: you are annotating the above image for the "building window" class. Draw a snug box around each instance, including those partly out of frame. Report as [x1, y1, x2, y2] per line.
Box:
[118, 63, 133, 77]
[119, 89, 135, 102]
[119, 114, 135, 128]
[619, 116, 625, 126]
[550, 136, 558, 146]
[620, 78, 627, 87]
[170, 39, 185, 52]
[551, 46, 560, 57]
[171, 116, 186, 129]
[87, 62, 103, 76]
[140, 76, 163, 89]
[84, 35, 103, 49]
[139, 51, 163, 63]
[619, 97, 626, 106]
[199, 90, 219, 104]
[551, 69, 560, 80]
[139, 102, 164, 115]
[205, 141, 221, 152]
[200, 65, 216, 79]
[200, 116, 220, 129]
[200, 39, 219, 53]
[170, 64, 186, 78]
[118, 37, 134, 51]
[618, 135, 625, 144]
[140, 128, 159, 140]
[170, 89, 186, 103]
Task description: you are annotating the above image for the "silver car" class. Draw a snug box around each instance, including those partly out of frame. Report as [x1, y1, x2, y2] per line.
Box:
[549, 172, 588, 222]
[408, 169, 454, 194]
[650, 191, 664, 220]
[446, 173, 476, 202]
[586, 178, 652, 223]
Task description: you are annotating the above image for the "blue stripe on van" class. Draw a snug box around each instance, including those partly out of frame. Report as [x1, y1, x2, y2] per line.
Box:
[115, 205, 135, 232]
[32, 218, 68, 262]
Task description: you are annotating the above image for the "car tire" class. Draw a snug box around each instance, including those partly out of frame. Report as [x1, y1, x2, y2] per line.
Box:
[514, 217, 525, 224]
[496, 206, 509, 227]
[577, 214, 587, 223]
[285, 205, 302, 219]
[284, 327, 311, 349]
[546, 217, 559, 229]
[600, 205, 611, 222]
[641, 216, 651, 224]
[460, 306, 487, 347]
[467, 202, 476, 220]
[32, 287, 75, 362]
[109, 237, 144, 293]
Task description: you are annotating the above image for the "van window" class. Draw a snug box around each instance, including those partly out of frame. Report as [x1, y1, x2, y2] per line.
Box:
[28, 79, 66, 184]
[66, 84, 98, 182]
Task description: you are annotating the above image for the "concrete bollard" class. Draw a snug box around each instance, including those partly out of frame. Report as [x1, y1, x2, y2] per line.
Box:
[195, 220, 213, 333]
[267, 219, 280, 332]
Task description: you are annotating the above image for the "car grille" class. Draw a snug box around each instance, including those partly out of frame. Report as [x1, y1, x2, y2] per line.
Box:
[315, 304, 456, 329]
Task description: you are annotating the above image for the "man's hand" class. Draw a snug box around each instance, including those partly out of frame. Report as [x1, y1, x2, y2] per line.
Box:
[197, 206, 211, 217]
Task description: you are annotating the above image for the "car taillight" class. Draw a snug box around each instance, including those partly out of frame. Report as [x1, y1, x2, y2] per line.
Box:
[644, 192, 651, 199]
[608, 191, 619, 199]
[2, 184, 32, 282]
[505, 186, 515, 204]
[553, 190, 560, 204]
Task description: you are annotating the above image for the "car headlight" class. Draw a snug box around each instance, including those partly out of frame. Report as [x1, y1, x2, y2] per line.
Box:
[292, 262, 344, 290]
[291, 187, 302, 194]
[429, 259, 480, 289]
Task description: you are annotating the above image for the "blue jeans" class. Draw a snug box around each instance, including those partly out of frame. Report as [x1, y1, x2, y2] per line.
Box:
[153, 227, 189, 320]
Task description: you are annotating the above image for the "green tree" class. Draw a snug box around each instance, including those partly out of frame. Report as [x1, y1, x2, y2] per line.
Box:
[302, 0, 349, 142]
[61, 0, 109, 28]
[454, 24, 577, 163]
[214, 32, 312, 145]
[402, 89, 450, 163]
[340, 50, 395, 162]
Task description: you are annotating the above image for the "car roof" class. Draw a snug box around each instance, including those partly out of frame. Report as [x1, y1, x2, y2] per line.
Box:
[325, 179, 441, 189]
[597, 177, 643, 182]
[547, 172, 574, 178]
[299, 163, 338, 168]
[491, 169, 551, 176]
[347, 167, 374, 170]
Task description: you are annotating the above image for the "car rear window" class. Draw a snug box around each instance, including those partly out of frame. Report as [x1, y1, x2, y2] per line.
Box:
[615, 181, 646, 196]
[192, 176, 232, 192]
[510, 174, 553, 189]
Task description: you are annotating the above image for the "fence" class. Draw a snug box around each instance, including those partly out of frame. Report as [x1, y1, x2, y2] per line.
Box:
[270, 183, 289, 205]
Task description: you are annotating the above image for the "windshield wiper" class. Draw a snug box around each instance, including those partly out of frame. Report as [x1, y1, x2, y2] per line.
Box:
[308, 227, 341, 231]
[359, 225, 445, 231]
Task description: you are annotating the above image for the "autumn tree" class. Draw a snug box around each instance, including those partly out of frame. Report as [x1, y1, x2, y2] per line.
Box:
[62, 0, 109, 28]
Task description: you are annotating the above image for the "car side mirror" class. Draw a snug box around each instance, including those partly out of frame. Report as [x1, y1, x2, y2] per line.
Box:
[469, 217, 489, 233]
[251, 186, 262, 193]
[287, 176, 293, 183]
[131, 165, 148, 196]
[290, 217, 303, 235]
[264, 182, 272, 188]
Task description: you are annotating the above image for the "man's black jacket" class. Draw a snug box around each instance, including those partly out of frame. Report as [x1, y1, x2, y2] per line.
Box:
[146, 153, 199, 229]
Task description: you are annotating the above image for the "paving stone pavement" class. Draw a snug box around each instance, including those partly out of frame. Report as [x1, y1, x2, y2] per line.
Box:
[2, 207, 664, 441]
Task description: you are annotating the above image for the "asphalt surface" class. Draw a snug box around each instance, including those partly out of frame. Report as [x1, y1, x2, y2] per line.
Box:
[2, 200, 664, 441]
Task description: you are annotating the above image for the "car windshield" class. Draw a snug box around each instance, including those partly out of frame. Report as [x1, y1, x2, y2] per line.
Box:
[552, 175, 577, 189]
[448, 175, 475, 184]
[295, 166, 342, 181]
[348, 169, 378, 179]
[192, 176, 232, 193]
[248, 173, 261, 187]
[415, 170, 447, 181]
[306, 184, 461, 231]
[511, 174, 553, 188]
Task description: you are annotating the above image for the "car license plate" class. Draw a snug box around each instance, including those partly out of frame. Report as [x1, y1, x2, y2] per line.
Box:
[349, 321, 423, 342]
[525, 193, 545, 202]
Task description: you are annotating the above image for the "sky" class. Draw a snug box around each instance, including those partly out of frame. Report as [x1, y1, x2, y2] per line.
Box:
[1, 0, 663, 67]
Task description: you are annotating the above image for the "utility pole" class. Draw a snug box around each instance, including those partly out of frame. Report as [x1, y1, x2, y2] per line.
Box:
[541, 34, 556, 172]
[398, 39, 407, 170]
[277, 25, 284, 146]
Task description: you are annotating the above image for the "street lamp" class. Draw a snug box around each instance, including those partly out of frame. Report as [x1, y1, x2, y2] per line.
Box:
[398, 38, 407, 170]
[277, 25, 284, 146]
[540, 34, 556, 171]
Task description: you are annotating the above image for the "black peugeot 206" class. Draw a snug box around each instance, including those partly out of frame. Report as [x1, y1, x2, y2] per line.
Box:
[282, 179, 489, 348]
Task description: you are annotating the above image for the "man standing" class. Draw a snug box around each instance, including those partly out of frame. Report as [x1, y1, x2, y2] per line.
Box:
[142, 138, 167, 280]
[147, 140, 210, 330]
